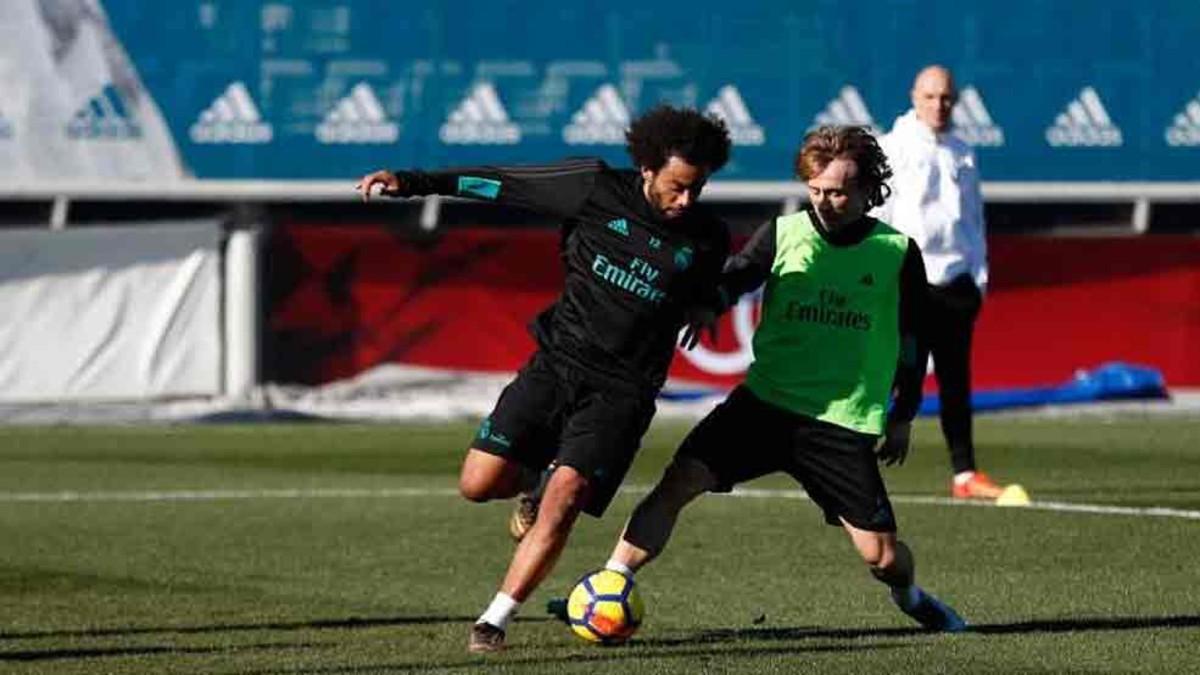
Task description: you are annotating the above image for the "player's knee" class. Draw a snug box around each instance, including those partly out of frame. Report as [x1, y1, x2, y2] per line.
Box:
[458, 474, 493, 502]
[458, 448, 517, 502]
[657, 457, 715, 503]
[545, 469, 590, 508]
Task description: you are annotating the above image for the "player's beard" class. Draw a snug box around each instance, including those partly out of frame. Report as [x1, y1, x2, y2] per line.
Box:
[645, 179, 684, 220]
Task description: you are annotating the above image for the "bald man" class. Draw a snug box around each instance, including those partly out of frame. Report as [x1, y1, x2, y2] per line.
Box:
[874, 65, 1017, 501]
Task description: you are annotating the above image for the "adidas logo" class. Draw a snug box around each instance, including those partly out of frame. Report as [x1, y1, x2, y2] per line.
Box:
[1045, 87, 1122, 147]
[316, 82, 399, 144]
[189, 82, 272, 144]
[439, 82, 520, 145]
[1164, 91, 1200, 147]
[705, 85, 764, 146]
[563, 84, 630, 145]
[67, 84, 141, 139]
[951, 86, 1004, 147]
[813, 86, 878, 132]
[606, 218, 630, 236]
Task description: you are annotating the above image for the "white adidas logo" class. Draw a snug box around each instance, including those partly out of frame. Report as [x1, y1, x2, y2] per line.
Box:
[563, 84, 630, 145]
[316, 82, 399, 144]
[951, 86, 1004, 147]
[705, 85, 764, 146]
[439, 82, 520, 145]
[1045, 87, 1122, 147]
[1164, 91, 1200, 147]
[190, 82, 273, 144]
[67, 84, 142, 139]
[813, 86, 878, 131]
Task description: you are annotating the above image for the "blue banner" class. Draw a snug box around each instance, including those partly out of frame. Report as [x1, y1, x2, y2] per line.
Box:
[94, 0, 1200, 181]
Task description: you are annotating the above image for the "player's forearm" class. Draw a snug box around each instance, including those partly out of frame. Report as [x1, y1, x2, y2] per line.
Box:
[392, 168, 513, 201]
[889, 334, 927, 424]
[713, 263, 767, 313]
[390, 170, 457, 197]
[890, 241, 930, 423]
[393, 160, 597, 217]
[712, 218, 776, 311]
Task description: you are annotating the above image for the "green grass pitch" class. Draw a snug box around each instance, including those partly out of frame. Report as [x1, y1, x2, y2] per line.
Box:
[1, 415, 1198, 673]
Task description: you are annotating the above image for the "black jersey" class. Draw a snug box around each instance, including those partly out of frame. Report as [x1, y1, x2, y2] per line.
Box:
[393, 158, 730, 391]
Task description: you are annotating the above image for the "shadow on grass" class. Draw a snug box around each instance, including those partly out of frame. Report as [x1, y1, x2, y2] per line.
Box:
[5, 613, 1197, 667]
[0, 615, 539, 641]
[0, 615, 564, 663]
[653, 612, 1200, 644]
[240, 641, 914, 674]
[0, 640, 323, 662]
[220, 613, 1200, 674]
[971, 614, 1200, 635]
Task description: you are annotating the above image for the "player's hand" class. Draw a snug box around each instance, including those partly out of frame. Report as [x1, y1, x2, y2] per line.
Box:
[876, 419, 911, 466]
[355, 170, 403, 201]
[679, 306, 718, 350]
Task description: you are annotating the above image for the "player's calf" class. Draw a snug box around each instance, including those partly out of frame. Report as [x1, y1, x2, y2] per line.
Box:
[865, 540, 967, 633]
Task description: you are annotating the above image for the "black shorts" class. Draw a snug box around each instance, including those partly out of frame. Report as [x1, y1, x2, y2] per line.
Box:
[677, 386, 897, 532]
[472, 352, 657, 517]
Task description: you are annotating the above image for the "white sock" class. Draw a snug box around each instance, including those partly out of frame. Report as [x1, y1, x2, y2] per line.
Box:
[890, 584, 923, 611]
[604, 559, 634, 577]
[953, 471, 976, 486]
[477, 592, 520, 630]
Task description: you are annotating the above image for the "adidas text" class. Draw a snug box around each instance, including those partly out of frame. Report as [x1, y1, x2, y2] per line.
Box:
[1045, 87, 1122, 147]
[190, 82, 272, 145]
[68, 84, 141, 140]
[563, 84, 629, 146]
[952, 87, 1004, 147]
[316, 83, 399, 144]
[440, 82, 521, 145]
[705, 85, 765, 146]
[1164, 95, 1200, 146]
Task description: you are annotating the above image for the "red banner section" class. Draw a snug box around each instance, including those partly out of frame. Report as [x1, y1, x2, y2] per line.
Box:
[266, 226, 1200, 388]
[266, 226, 557, 384]
[973, 236, 1200, 388]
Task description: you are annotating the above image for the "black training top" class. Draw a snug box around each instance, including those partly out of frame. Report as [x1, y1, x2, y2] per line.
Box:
[393, 158, 730, 391]
[715, 206, 930, 425]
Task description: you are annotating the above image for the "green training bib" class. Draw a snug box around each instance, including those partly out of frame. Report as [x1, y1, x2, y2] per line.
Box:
[744, 211, 909, 434]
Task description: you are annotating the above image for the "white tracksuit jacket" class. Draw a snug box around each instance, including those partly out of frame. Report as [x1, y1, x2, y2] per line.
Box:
[873, 110, 988, 292]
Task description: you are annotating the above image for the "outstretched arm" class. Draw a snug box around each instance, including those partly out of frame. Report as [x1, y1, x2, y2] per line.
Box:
[355, 158, 603, 220]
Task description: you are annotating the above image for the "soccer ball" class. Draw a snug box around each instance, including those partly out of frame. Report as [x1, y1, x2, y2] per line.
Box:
[566, 569, 644, 644]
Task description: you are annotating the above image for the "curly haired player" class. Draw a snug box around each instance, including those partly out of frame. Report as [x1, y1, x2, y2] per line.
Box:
[358, 105, 733, 652]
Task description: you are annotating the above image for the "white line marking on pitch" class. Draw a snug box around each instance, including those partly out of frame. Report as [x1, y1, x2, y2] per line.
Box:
[0, 488, 462, 502]
[725, 488, 1200, 521]
[0, 486, 1197, 521]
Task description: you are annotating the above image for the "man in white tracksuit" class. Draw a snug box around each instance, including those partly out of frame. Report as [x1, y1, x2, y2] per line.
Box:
[874, 64, 1014, 501]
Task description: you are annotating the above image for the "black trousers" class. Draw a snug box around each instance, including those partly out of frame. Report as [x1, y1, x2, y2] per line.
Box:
[926, 274, 983, 474]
